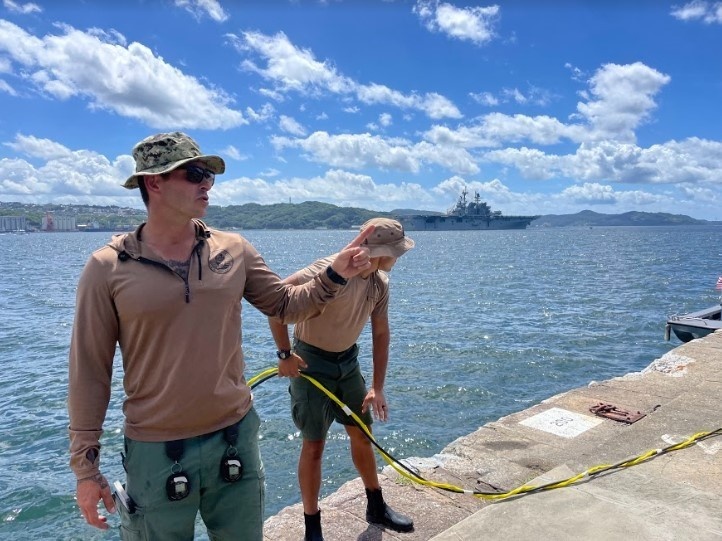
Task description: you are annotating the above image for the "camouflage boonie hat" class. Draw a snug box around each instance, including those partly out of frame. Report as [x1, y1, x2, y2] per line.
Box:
[123, 131, 225, 189]
[360, 218, 415, 258]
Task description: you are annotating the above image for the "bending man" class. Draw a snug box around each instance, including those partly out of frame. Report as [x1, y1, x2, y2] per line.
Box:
[269, 218, 415, 541]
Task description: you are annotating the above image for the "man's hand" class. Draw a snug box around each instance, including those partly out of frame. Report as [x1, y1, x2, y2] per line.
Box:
[362, 388, 388, 422]
[277, 352, 308, 378]
[330, 225, 375, 279]
[77, 473, 115, 529]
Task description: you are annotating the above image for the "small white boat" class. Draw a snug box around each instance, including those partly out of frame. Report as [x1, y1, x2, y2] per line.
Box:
[665, 304, 722, 342]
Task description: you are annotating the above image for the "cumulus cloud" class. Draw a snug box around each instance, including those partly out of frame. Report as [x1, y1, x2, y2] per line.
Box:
[3, 0, 41, 15]
[228, 30, 461, 119]
[271, 131, 479, 175]
[4, 133, 72, 160]
[0, 134, 138, 204]
[469, 91, 499, 106]
[0, 78, 16, 96]
[0, 20, 245, 129]
[221, 145, 248, 161]
[423, 113, 583, 149]
[671, 1, 722, 23]
[575, 62, 670, 142]
[1, 130, 714, 219]
[279, 115, 307, 136]
[174, 0, 229, 23]
[424, 62, 670, 152]
[211, 168, 433, 210]
[485, 138, 722, 186]
[413, 1, 500, 45]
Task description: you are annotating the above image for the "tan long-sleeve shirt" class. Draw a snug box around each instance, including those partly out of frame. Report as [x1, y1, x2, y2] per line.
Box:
[68, 220, 341, 479]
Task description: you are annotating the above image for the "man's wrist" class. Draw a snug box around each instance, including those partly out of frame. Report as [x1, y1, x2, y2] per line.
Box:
[277, 349, 293, 360]
[77, 472, 108, 488]
[325, 265, 347, 285]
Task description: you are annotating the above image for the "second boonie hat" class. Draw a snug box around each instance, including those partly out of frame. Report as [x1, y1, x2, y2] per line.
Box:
[360, 218, 415, 258]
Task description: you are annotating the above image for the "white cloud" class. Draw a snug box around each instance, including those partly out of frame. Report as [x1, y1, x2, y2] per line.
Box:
[271, 131, 479, 175]
[484, 138, 722, 186]
[245, 103, 275, 123]
[279, 115, 307, 136]
[0, 136, 139, 204]
[2, 132, 715, 219]
[3, 0, 41, 14]
[4, 133, 72, 160]
[174, 0, 229, 23]
[471, 85, 552, 108]
[425, 62, 670, 151]
[229, 30, 462, 119]
[0, 78, 16, 95]
[561, 182, 618, 204]
[671, 1, 722, 23]
[564, 62, 586, 82]
[469, 91, 498, 106]
[0, 20, 245, 129]
[259, 168, 280, 178]
[575, 62, 670, 143]
[413, 1, 500, 45]
[379, 113, 392, 127]
[221, 145, 248, 161]
[423, 113, 582, 149]
[211, 168, 433, 210]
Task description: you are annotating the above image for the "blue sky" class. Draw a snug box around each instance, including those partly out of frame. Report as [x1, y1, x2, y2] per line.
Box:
[1, 0, 721, 220]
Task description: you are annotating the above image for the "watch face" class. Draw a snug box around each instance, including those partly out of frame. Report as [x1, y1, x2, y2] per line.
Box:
[277, 350, 291, 360]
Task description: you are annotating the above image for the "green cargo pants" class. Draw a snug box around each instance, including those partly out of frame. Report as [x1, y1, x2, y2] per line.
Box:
[118, 408, 264, 541]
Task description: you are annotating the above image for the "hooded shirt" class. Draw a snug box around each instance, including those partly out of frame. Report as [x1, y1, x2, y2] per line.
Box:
[68, 220, 341, 479]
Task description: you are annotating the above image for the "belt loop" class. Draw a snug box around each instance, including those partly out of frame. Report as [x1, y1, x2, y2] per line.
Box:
[223, 421, 239, 446]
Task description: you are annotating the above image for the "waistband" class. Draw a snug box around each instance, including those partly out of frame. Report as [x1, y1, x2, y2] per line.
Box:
[293, 338, 358, 361]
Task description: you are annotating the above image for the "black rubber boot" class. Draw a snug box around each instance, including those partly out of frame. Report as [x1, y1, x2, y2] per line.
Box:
[365, 488, 414, 533]
[303, 510, 324, 541]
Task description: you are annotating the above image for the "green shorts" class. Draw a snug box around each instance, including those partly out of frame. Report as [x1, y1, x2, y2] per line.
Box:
[118, 408, 264, 541]
[289, 340, 373, 441]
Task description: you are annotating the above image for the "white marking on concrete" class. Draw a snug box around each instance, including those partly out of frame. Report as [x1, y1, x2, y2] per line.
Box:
[519, 407, 603, 438]
[662, 433, 721, 455]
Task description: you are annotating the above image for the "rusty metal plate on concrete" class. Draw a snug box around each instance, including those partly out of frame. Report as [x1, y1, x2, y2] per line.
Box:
[589, 402, 646, 424]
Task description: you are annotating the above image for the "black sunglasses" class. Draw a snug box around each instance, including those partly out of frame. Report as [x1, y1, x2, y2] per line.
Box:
[179, 164, 215, 186]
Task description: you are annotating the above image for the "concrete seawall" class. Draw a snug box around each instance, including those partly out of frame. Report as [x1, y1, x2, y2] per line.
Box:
[263, 331, 722, 540]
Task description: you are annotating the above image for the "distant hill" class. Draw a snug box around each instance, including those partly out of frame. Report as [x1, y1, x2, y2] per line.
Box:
[205, 201, 388, 229]
[530, 210, 719, 227]
[1, 200, 719, 230]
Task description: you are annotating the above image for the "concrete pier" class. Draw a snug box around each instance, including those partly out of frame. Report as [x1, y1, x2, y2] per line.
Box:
[263, 331, 722, 540]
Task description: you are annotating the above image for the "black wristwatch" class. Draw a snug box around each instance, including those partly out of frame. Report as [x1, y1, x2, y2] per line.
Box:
[325, 265, 348, 286]
[277, 349, 293, 360]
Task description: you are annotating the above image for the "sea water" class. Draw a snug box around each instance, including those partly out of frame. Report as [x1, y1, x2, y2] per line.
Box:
[1, 226, 720, 540]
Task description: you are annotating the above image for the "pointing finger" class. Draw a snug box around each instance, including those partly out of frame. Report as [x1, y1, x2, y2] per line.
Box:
[344, 224, 375, 249]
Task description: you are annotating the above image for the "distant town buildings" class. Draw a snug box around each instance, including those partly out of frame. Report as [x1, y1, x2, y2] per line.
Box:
[0, 216, 27, 232]
[42, 212, 76, 231]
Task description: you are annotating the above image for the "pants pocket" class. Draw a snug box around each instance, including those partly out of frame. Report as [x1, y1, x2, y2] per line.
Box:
[114, 492, 145, 541]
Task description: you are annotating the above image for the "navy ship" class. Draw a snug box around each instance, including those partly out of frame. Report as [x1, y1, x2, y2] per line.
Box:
[397, 188, 539, 231]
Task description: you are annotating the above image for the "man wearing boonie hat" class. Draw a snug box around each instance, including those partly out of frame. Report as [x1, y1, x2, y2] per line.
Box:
[68, 132, 375, 540]
[269, 217, 415, 541]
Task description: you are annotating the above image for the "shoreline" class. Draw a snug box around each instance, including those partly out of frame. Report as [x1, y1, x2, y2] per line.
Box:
[263, 331, 722, 540]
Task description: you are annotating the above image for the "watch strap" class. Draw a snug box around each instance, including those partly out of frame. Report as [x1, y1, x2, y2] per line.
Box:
[325, 265, 348, 285]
